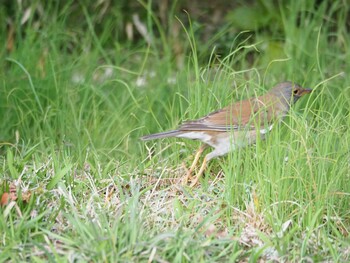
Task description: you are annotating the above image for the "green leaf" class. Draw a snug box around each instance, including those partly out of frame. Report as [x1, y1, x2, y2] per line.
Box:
[7, 149, 18, 178]
[46, 164, 73, 190]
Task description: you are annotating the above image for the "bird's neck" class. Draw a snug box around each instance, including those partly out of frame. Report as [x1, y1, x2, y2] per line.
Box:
[255, 95, 290, 120]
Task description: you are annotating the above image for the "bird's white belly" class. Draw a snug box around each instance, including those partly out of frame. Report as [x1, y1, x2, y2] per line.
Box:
[213, 136, 234, 154]
[176, 132, 213, 143]
[204, 135, 234, 161]
[176, 124, 274, 161]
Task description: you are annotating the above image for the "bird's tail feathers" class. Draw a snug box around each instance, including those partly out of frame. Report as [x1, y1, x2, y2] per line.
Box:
[140, 130, 182, 141]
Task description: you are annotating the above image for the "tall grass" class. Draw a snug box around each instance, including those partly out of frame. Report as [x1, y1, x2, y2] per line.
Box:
[0, 0, 349, 261]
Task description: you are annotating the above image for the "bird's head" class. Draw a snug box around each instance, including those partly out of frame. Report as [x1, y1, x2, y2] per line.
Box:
[270, 81, 312, 104]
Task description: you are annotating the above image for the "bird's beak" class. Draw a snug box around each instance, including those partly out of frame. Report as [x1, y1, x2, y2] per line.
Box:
[300, 88, 312, 96]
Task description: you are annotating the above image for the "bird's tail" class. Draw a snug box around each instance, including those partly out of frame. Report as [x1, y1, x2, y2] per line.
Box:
[140, 130, 182, 141]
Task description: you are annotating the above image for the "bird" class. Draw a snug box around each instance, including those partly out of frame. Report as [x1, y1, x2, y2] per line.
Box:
[141, 82, 312, 187]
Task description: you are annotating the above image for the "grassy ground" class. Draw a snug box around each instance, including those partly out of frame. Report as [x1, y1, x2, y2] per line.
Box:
[1, 1, 349, 262]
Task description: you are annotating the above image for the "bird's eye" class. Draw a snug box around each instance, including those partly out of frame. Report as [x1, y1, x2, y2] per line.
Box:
[293, 89, 298, 95]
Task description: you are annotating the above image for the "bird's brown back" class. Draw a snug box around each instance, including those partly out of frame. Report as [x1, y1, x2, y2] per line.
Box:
[178, 93, 285, 132]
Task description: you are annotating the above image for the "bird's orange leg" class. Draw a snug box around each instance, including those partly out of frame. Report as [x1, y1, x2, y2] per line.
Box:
[189, 155, 208, 187]
[182, 144, 207, 185]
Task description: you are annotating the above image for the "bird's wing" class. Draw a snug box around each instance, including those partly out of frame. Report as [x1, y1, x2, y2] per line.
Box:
[179, 98, 265, 132]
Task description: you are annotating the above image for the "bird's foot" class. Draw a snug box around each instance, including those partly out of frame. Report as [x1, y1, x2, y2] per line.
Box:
[181, 165, 194, 185]
[181, 145, 207, 186]
[188, 157, 207, 187]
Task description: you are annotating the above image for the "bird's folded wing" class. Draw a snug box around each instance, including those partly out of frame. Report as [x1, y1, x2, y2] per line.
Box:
[179, 99, 263, 132]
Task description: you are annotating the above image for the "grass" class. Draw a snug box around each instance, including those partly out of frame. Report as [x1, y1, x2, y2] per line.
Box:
[1, 1, 349, 262]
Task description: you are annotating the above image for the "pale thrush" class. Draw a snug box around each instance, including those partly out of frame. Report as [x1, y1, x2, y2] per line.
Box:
[141, 82, 312, 186]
